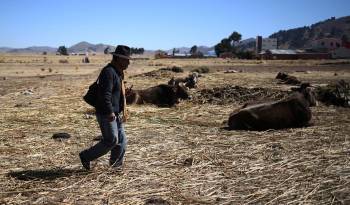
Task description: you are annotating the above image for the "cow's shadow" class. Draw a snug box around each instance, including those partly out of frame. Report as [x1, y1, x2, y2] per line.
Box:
[7, 167, 88, 181]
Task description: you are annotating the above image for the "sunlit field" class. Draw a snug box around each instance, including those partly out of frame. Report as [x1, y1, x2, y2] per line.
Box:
[0, 54, 349, 204]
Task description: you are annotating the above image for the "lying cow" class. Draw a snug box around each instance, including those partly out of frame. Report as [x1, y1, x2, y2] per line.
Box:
[227, 83, 316, 130]
[276, 72, 301, 85]
[168, 72, 199, 89]
[126, 84, 191, 107]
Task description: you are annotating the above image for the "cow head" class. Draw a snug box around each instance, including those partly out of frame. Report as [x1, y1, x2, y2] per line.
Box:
[125, 85, 139, 104]
[303, 87, 317, 107]
[292, 83, 317, 107]
[185, 72, 199, 89]
[173, 84, 191, 101]
[276, 72, 288, 80]
[125, 85, 134, 96]
[168, 77, 176, 86]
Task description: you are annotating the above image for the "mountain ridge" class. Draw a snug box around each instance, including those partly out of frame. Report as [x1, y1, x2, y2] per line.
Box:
[1, 15, 349, 53]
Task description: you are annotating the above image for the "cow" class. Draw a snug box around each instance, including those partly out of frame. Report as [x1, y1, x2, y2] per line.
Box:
[168, 72, 199, 89]
[227, 83, 317, 130]
[276, 72, 301, 85]
[125, 84, 191, 107]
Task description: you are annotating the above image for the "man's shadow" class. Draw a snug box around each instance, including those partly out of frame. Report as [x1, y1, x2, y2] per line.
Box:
[7, 168, 88, 181]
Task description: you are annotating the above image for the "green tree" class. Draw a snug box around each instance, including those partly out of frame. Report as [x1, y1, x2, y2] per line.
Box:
[214, 31, 242, 57]
[172, 48, 179, 56]
[130, 47, 145, 54]
[190, 45, 198, 55]
[57, 46, 68, 55]
[229, 31, 242, 43]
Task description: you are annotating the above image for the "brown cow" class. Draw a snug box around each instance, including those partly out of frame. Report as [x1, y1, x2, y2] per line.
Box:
[276, 72, 301, 85]
[126, 84, 191, 107]
[227, 84, 316, 130]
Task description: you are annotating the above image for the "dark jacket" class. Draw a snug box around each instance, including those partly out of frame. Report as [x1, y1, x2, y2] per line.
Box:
[95, 63, 124, 115]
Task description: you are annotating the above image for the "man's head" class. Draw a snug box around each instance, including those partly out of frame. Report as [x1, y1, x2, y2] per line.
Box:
[111, 45, 131, 70]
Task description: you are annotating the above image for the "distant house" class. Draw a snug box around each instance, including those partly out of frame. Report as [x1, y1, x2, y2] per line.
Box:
[172, 53, 189, 57]
[204, 50, 217, 57]
[259, 49, 296, 60]
[310, 37, 350, 59]
[259, 49, 330, 60]
[312, 38, 341, 51]
[256, 36, 278, 54]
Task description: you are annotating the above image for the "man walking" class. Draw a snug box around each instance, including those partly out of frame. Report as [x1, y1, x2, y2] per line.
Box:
[79, 45, 130, 170]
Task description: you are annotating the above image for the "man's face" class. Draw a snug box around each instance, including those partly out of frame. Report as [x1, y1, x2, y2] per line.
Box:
[118, 57, 130, 70]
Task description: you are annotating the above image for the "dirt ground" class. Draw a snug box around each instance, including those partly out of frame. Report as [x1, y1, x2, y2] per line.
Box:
[0, 54, 349, 204]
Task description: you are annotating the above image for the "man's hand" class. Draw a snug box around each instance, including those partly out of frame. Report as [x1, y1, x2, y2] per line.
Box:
[108, 113, 116, 122]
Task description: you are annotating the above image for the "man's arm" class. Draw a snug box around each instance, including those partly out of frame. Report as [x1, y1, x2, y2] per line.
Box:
[99, 68, 115, 121]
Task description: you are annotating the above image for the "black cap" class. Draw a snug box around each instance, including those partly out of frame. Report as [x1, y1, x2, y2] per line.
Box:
[110, 45, 131, 60]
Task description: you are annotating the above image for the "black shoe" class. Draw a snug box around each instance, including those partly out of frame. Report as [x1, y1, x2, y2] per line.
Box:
[79, 153, 90, 170]
[110, 160, 123, 168]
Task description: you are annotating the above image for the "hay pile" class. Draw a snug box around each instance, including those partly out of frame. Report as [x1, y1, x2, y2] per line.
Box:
[131, 69, 173, 78]
[192, 85, 290, 105]
[0, 58, 349, 204]
[132, 66, 183, 79]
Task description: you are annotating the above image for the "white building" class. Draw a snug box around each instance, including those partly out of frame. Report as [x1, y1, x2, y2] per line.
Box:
[262, 38, 278, 50]
[256, 36, 278, 54]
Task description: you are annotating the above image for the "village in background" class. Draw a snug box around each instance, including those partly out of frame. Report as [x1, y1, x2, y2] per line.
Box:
[1, 16, 350, 61]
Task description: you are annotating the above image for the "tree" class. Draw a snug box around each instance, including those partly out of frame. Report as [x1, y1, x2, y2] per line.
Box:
[214, 42, 226, 57]
[229, 31, 242, 43]
[104, 47, 110, 54]
[130, 47, 145, 55]
[57, 46, 68, 55]
[214, 31, 242, 57]
[215, 38, 234, 56]
[190, 45, 198, 55]
[172, 48, 179, 56]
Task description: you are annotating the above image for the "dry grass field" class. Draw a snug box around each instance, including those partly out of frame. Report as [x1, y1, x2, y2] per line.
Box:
[0, 54, 349, 204]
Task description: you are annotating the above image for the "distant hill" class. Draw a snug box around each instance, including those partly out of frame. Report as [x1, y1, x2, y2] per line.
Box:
[2, 16, 349, 54]
[0, 42, 118, 54]
[0, 46, 57, 53]
[0, 47, 14, 53]
[269, 16, 350, 49]
[68, 41, 115, 53]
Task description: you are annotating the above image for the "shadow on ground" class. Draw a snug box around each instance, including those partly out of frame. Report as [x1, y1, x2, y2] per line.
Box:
[7, 168, 88, 181]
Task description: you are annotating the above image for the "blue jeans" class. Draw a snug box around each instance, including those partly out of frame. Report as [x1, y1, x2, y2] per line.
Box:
[80, 113, 127, 166]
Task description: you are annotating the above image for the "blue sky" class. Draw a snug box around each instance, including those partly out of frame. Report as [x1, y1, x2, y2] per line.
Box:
[0, 0, 349, 50]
